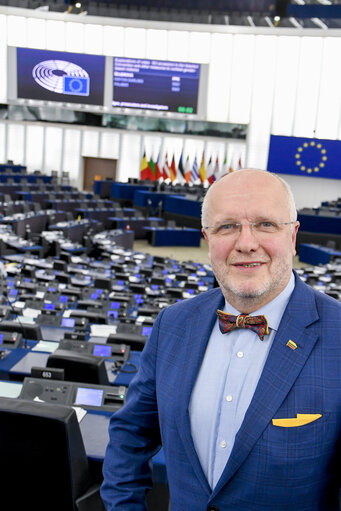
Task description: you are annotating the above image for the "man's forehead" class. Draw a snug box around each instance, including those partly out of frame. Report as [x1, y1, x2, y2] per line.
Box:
[207, 182, 287, 220]
[215, 171, 280, 191]
[211, 180, 284, 204]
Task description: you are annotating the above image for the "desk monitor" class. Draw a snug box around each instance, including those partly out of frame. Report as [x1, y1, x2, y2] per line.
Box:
[92, 344, 112, 357]
[74, 386, 103, 407]
[47, 349, 109, 385]
[61, 317, 75, 328]
[142, 326, 152, 337]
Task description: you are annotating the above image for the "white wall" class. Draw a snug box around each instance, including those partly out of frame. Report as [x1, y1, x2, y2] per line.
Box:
[0, 6, 341, 209]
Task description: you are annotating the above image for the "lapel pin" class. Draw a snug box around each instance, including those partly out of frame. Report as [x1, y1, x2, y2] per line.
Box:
[286, 339, 297, 350]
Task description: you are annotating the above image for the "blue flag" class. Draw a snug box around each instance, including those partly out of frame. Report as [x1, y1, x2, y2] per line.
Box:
[267, 135, 341, 180]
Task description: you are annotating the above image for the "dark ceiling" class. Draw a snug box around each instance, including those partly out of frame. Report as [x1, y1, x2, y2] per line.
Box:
[1, 0, 341, 29]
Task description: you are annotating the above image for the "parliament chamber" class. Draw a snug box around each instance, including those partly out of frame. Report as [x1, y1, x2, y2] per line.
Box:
[1, 1, 341, 508]
[0, 164, 340, 510]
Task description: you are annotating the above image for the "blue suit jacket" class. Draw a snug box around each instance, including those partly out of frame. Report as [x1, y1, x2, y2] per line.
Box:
[101, 272, 341, 510]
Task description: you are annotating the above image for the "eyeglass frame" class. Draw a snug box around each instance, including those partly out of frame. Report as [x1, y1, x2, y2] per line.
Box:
[202, 220, 298, 236]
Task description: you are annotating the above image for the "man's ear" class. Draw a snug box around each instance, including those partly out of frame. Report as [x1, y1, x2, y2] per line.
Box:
[291, 221, 300, 256]
[202, 228, 209, 243]
[202, 228, 211, 260]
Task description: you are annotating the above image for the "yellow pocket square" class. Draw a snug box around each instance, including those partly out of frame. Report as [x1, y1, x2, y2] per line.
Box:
[272, 413, 322, 427]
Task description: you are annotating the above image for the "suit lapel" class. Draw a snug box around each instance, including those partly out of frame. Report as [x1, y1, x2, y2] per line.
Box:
[212, 276, 320, 497]
[175, 289, 224, 494]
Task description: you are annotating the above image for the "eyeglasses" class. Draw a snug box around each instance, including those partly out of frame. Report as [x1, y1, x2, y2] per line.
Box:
[203, 220, 296, 237]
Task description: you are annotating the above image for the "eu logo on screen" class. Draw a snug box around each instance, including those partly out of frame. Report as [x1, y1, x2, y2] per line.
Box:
[63, 76, 90, 96]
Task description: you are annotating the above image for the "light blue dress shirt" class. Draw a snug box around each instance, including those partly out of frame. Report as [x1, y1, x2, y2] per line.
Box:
[189, 273, 295, 489]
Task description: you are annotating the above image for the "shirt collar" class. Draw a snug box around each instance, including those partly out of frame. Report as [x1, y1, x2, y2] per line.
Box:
[223, 272, 295, 332]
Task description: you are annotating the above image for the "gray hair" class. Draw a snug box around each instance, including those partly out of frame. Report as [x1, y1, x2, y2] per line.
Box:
[201, 169, 297, 229]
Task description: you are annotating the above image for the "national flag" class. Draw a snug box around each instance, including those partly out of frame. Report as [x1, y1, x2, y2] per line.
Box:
[184, 155, 191, 183]
[213, 156, 220, 180]
[206, 156, 215, 185]
[178, 152, 185, 183]
[170, 155, 177, 182]
[148, 155, 157, 181]
[267, 135, 341, 180]
[222, 152, 229, 176]
[162, 153, 170, 180]
[155, 153, 162, 180]
[286, 339, 298, 350]
[140, 152, 150, 181]
[191, 155, 199, 183]
[199, 153, 206, 183]
[228, 152, 234, 173]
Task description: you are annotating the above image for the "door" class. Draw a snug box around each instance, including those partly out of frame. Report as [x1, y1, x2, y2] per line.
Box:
[83, 156, 117, 192]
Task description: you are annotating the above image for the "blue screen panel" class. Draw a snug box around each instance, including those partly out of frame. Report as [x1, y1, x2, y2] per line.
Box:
[16, 47, 105, 106]
[92, 344, 112, 357]
[74, 387, 103, 407]
[61, 317, 75, 328]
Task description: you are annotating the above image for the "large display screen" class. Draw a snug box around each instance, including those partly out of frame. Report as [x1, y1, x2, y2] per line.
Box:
[112, 57, 202, 114]
[15, 48, 105, 106]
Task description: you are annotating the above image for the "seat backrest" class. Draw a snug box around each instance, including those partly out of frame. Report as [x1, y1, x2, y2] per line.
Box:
[0, 397, 91, 511]
[47, 349, 110, 385]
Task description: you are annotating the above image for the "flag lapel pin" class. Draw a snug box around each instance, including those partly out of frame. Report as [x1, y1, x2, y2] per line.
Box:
[286, 339, 297, 350]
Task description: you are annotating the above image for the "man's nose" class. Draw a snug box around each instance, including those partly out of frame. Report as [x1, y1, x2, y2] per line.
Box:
[233, 224, 260, 252]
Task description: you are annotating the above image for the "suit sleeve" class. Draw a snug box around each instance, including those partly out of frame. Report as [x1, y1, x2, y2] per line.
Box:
[100, 309, 164, 511]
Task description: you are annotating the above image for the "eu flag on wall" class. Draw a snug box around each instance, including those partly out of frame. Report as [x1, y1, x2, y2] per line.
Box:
[267, 135, 341, 180]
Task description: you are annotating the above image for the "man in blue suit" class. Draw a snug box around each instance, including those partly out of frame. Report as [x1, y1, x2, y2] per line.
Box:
[101, 169, 341, 510]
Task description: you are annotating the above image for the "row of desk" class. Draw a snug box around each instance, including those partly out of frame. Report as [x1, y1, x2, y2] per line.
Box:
[0, 173, 53, 184]
[0, 245, 215, 508]
[299, 243, 341, 266]
[0, 164, 26, 173]
[0, 183, 73, 201]
[94, 181, 204, 229]
[96, 181, 341, 238]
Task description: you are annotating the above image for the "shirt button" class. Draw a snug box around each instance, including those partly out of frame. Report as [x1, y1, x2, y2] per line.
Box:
[225, 395, 233, 402]
[220, 440, 227, 448]
[237, 351, 244, 358]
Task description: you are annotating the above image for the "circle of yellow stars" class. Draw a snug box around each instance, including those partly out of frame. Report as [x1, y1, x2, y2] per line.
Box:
[295, 141, 327, 174]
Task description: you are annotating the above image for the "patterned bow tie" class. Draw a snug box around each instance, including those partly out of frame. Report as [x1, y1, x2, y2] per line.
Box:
[217, 309, 269, 341]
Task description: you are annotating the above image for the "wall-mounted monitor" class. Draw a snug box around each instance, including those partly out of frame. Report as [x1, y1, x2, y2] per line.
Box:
[112, 57, 207, 117]
[8, 47, 105, 107]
